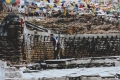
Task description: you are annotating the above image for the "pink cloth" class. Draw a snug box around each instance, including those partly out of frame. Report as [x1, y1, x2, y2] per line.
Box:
[16, 0, 20, 4]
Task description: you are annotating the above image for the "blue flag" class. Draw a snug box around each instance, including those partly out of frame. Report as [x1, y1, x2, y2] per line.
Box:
[47, 0, 50, 3]
[2, 0, 5, 2]
[54, 4, 57, 7]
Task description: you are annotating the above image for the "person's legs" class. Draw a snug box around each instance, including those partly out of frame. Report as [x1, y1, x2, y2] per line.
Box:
[54, 47, 59, 59]
[56, 48, 59, 59]
[53, 46, 56, 59]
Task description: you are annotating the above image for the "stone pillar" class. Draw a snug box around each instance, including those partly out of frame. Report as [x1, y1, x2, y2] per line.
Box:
[0, 60, 6, 80]
[17, 25, 23, 63]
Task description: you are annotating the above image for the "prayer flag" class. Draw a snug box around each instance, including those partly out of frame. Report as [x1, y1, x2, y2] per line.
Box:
[11, 0, 15, 3]
[83, 2, 88, 8]
[57, 1, 60, 6]
[43, 0, 47, 2]
[47, 0, 50, 3]
[2, 0, 5, 2]
[16, 0, 20, 4]
[63, 8, 66, 16]
[83, 0, 86, 2]
[49, 4, 53, 8]
[6, 0, 10, 3]
[54, 4, 57, 7]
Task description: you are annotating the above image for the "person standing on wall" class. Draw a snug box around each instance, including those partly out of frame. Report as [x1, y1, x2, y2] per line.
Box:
[50, 34, 57, 59]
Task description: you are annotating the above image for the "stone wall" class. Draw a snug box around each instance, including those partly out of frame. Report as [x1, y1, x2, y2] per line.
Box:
[0, 14, 23, 63]
[1, 18, 120, 63]
[64, 34, 120, 58]
[24, 22, 120, 62]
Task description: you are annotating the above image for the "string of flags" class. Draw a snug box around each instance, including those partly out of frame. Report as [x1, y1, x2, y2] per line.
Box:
[1, 0, 120, 16]
[1, 0, 20, 4]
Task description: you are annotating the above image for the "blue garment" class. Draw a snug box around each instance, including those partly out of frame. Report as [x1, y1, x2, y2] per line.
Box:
[57, 41, 61, 49]
[51, 36, 56, 46]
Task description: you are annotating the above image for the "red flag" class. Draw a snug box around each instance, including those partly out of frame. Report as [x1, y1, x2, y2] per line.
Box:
[16, 0, 20, 4]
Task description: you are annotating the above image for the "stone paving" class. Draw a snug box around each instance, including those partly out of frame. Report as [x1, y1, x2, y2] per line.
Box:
[1, 56, 120, 80]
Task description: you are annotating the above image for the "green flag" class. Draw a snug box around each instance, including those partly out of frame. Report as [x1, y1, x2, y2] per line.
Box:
[11, 0, 16, 3]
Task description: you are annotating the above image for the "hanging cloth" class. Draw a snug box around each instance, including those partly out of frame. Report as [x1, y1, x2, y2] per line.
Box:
[16, 0, 20, 4]
[63, 8, 66, 16]
[87, 0, 90, 4]
[6, 0, 10, 3]
[43, 0, 47, 2]
[57, 1, 60, 6]
[83, 0, 86, 2]
[83, 2, 88, 9]
[2, 0, 5, 2]
[47, 0, 50, 3]
[49, 4, 53, 8]
[11, 0, 15, 4]
[79, 3, 83, 8]
[54, 4, 57, 7]
[31, 2, 35, 6]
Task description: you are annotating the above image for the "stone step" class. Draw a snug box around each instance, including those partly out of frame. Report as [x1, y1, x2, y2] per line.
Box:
[5, 71, 22, 78]
[5, 78, 22, 80]
[5, 67, 17, 72]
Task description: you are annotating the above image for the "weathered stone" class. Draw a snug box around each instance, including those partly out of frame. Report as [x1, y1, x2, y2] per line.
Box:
[5, 67, 17, 72]
[5, 71, 22, 78]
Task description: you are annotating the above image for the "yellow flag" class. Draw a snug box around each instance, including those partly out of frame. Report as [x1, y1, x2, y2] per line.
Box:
[63, 9, 66, 16]
[84, 3, 88, 8]
[57, 1, 61, 6]
[83, 0, 86, 2]
[92, 12, 95, 16]
[92, 8, 95, 12]
[43, 0, 47, 2]
[49, 4, 53, 8]
[36, 7, 39, 10]
[87, 0, 90, 4]
[6, 0, 10, 3]
[98, 0, 100, 3]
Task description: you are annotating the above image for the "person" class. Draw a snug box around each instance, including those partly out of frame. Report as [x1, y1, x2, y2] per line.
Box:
[50, 34, 57, 59]
[56, 40, 62, 59]
[50, 34, 56, 46]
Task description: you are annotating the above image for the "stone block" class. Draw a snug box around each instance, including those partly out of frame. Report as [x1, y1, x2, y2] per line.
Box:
[102, 78, 117, 80]
[5, 71, 22, 78]
[5, 78, 22, 80]
[5, 67, 17, 72]
[54, 77, 66, 80]
[87, 77, 101, 80]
